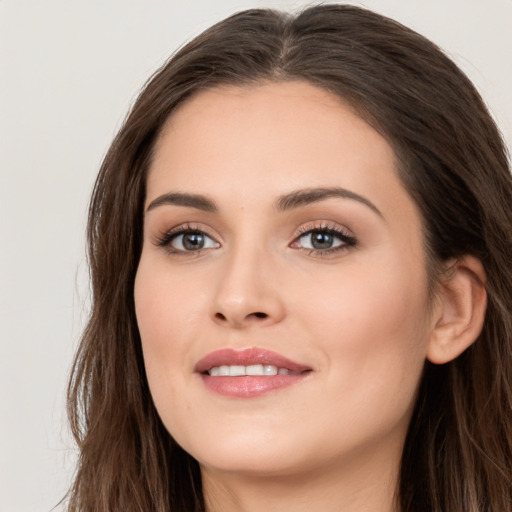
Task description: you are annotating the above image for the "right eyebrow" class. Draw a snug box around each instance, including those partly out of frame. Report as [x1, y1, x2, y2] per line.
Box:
[146, 192, 218, 213]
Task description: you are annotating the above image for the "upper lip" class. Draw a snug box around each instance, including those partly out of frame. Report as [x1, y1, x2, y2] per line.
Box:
[194, 347, 312, 374]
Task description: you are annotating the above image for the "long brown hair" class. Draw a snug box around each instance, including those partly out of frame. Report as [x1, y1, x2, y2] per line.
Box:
[67, 5, 512, 511]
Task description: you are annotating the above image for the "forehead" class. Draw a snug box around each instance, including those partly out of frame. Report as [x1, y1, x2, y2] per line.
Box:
[154, 81, 380, 161]
[147, 81, 413, 221]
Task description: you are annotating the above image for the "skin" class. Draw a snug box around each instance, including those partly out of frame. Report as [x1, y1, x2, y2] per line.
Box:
[134, 81, 443, 512]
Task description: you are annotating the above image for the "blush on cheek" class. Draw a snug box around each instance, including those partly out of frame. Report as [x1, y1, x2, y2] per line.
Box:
[135, 267, 179, 347]
[309, 269, 427, 387]
[135, 268, 198, 407]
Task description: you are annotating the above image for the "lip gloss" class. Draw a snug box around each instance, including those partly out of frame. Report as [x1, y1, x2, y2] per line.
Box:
[195, 348, 312, 398]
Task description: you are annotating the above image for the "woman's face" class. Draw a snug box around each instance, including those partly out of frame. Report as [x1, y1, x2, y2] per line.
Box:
[135, 81, 435, 479]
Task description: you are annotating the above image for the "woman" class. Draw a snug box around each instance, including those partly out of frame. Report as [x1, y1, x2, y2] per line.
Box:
[66, 4, 512, 511]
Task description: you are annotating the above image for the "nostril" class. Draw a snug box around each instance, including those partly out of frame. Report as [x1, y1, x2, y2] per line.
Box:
[213, 311, 269, 324]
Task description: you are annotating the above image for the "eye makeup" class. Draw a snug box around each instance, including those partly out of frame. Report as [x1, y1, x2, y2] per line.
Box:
[154, 223, 220, 256]
[291, 222, 357, 257]
[152, 219, 357, 259]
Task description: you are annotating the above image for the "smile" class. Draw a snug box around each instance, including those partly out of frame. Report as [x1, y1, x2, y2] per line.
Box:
[208, 364, 300, 376]
[195, 348, 312, 398]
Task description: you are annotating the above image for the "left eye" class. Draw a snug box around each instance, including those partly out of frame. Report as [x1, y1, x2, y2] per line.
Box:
[169, 231, 219, 251]
[294, 229, 354, 251]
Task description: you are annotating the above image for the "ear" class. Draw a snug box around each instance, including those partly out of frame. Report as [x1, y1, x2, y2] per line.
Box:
[427, 256, 487, 365]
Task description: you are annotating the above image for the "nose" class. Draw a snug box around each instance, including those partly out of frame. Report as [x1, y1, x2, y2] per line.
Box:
[210, 245, 286, 329]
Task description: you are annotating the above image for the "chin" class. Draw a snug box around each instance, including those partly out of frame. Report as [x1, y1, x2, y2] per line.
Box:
[195, 447, 310, 478]
[173, 423, 313, 477]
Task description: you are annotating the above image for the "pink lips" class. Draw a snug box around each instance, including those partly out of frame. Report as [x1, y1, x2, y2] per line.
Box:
[195, 348, 312, 398]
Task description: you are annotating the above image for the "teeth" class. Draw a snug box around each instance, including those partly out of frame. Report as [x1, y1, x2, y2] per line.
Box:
[229, 365, 245, 376]
[263, 365, 278, 375]
[207, 365, 293, 376]
[246, 364, 264, 375]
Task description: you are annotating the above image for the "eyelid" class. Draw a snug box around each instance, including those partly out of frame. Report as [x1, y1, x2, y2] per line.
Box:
[153, 223, 221, 254]
[290, 222, 357, 255]
[293, 221, 355, 240]
[151, 220, 356, 257]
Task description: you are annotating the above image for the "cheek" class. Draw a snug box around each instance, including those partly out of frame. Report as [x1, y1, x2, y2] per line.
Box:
[134, 258, 224, 453]
[135, 257, 205, 344]
[296, 267, 429, 456]
[301, 256, 429, 400]
[134, 259, 204, 398]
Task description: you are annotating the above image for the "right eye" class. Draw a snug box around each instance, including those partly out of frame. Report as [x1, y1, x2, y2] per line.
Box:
[156, 228, 220, 254]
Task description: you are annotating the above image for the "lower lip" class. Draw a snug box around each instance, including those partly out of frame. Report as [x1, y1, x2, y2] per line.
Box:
[200, 374, 308, 398]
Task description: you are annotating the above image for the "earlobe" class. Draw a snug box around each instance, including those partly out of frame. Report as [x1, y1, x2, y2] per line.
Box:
[426, 256, 487, 365]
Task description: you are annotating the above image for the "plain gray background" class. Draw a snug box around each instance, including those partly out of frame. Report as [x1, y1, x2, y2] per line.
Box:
[1, 1, 510, 511]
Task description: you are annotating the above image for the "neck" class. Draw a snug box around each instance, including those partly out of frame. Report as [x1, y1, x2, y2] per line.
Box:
[201, 439, 402, 512]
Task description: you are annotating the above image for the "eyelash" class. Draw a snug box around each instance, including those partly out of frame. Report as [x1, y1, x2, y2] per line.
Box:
[153, 222, 357, 257]
[154, 223, 218, 256]
[293, 223, 357, 256]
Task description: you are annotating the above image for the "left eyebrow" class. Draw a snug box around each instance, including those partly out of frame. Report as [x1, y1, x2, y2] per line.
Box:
[275, 187, 383, 218]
